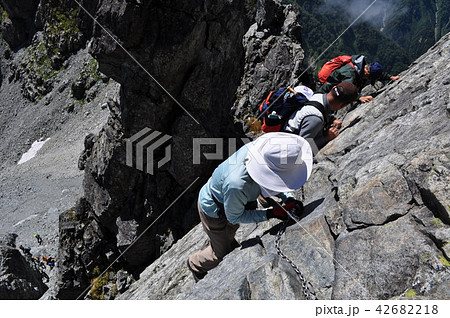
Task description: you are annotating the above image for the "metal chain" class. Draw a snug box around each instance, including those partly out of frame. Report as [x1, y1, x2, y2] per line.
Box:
[275, 210, 317, 300]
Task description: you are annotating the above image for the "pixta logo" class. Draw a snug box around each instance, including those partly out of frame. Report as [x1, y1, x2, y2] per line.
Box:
[126, 130, 319, 175]
[126, 128, 172, 175]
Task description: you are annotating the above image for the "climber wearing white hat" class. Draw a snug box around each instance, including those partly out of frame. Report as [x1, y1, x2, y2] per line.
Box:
[187, 132, 313, 282]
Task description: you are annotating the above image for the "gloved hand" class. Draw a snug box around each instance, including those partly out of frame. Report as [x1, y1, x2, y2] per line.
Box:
[266, 205, 288, 221]
[258, 195, 277, 208]
[266, 199, 304, 221]
[266, 199, 296, 221]
[284, 198, 304, 216]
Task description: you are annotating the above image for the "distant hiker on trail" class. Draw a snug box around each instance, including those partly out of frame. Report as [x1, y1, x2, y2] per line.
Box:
[283, 82, 358, 150]
[317, 55, 400, 103]
[19, 245, 32, 257]
[35, 256, 46, 269]
[47, 257, 55, 269]
[187, 132, 313, 282]
[41, 256, 55, 269]
[34, 234, 43, 245]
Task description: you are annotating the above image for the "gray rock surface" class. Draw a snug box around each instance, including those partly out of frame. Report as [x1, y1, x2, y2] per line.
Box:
[117, 32, 450, 300]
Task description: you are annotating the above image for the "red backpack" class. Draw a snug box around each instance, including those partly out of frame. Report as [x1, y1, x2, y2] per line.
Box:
[318, 55, 355, 84]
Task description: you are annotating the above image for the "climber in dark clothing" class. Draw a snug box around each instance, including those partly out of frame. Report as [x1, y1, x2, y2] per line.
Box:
[283, 82, 358, 150]
[19, 245, 32, 257]
[34, 234, 43, 245]
[317, 55, 400, 103]
[47, 257, 55, 269]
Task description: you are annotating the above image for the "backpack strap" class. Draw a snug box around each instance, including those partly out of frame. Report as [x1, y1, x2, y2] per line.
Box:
[258, 90, 275, 113]
[304, 101, 329, 128]
[282, 100, 330, 136]
[265, 90, 275, 105]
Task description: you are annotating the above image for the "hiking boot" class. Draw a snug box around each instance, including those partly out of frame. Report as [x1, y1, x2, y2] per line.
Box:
[186, 259, 207, 283]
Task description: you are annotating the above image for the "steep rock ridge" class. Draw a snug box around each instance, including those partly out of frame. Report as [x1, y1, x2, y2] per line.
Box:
[54, 0, 307, 299]
[118, 33, 450, 300]
[232, 0, 308, 136]
[311, 33, 450, 299]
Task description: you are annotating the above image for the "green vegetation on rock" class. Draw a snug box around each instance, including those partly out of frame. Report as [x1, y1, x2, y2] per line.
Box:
[84, 58, 102, 83]
[405, 289, 417, 297]
[14, 2, 84, 101]
[438, 255, 450, 266]
[89, 267, 110, 300]
[0, 4, 9, 22]
[88, 266, 121, 300]
[26, 41, 58, 81]
[431, 218, 444, 227]
[46, 6, 80, 54]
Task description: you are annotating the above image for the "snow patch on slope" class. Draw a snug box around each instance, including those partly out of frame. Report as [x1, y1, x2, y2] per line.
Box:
[17, 138, 50, 165]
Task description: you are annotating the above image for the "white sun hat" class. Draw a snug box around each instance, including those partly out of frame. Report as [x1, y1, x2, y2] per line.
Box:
[294, 85, 314, 100]
[245, 132, 313, 193]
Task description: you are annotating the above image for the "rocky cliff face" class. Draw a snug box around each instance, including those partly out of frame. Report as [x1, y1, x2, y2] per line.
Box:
[51, 0, 311, 299]
[1, 0, 449, 300]
[232, 0, 310, 136]
[117, 32, 450, 300]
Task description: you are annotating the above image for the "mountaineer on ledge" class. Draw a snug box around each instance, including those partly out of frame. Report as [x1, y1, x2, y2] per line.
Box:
[187, 132, 312, 282]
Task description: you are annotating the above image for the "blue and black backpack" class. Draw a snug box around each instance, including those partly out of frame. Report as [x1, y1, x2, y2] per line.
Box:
[258, 88, 309, 133]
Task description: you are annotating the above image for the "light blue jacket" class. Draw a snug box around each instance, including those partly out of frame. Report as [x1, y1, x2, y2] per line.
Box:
[198, 143, 294, 224]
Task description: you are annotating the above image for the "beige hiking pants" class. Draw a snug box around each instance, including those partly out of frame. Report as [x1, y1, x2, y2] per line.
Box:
[188, 203, 240, 274]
